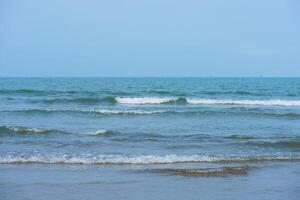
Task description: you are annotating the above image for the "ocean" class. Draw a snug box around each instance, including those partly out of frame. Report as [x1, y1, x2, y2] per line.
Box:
[0, 77, 300, 200]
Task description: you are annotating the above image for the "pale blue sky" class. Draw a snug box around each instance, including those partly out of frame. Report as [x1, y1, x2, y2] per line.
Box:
[1, 0, 300, 77]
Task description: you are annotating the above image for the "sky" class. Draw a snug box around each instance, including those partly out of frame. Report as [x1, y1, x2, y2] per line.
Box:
[0, 0, 300, 77]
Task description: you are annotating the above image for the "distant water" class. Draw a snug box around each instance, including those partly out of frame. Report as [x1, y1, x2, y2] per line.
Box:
[1, 78, 300, 200]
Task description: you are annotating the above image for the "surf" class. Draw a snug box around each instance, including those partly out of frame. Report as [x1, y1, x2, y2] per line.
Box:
[114, 97, 300, 106]
[1, 154, 299, 164]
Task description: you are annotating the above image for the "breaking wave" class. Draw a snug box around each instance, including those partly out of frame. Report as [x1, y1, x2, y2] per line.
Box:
[187, 99, 300, 106]
[0, 125, 110, 136]
[4, 94, 300, 106]
[81, 130, 110, 136]
[114, 97, 300, 106]
[115, 97, 176, 104]
[0, 109, 172, 115]
[91, 109, 169, 115]
[2, 108, 300, 119]
[0, 125, 59, 135]
[0, 154, 299, 164]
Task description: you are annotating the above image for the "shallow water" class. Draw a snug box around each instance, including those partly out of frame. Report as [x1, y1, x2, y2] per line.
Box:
[0, 78, 300, 199]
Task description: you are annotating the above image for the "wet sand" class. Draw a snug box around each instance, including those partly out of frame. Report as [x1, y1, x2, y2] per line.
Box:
[1, 162, 299, 200]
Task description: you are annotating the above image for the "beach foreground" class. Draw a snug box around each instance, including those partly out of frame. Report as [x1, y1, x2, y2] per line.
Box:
[1, 161, 300, 200]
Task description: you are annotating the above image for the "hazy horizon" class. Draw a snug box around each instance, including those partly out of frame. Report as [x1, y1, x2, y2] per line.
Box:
[1, 76, 300, 78]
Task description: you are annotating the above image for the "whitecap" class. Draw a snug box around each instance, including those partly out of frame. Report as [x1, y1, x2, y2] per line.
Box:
[115, 97, 175, 104]
[186, 99, 300, 106]
[81, 129, 109, 136]
[114, 97, 300, 106]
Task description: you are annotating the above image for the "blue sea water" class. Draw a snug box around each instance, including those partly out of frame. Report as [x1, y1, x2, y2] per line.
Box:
[0, 78, 300, 200]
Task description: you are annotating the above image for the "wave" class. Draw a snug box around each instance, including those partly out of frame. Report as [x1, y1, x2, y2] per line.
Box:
[2, 124, 300, 143]
[2, 108, 300, 119]
[1, 124, 300, 140]
[39, 98, 101, 104]
[0, 125, 110, 136]
[4, 95, 300, 106]
[1, 96, 117, 105]
[187, 99, 300, 106]
[81, 130, 110, 136]
[0, 88, 297, 99]
[225, 135, 255, 140]
[34, 96, 117, 105]
[2, 125, 300, 151]
[142, 89, 187, 96]
[0, 89, 50, 96]
[0, 89, 97, 96]
[3, 89, 257, 98]
[0, 109, 172, 115]
[142, 89, 267, 96]
[114, 97, 300, 106]
[201, 90, 258, 96]
[248, 140, 300, 149]
[115, 97, 176, 104]
[91, 109, 170, 115]
[0, 154, 299, 164]
[147, 166, 249, 177]
[0, 125, 56, 135]
[0, 125, 79, 136]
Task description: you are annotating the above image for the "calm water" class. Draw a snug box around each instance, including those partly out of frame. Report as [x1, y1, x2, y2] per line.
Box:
[1, 78, 300, 199]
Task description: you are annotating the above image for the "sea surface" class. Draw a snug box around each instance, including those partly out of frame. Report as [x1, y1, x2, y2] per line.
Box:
[1, 78, 300, 200]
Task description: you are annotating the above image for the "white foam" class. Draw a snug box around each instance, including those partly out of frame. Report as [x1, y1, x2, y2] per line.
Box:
[0, 154, 218, 164]
[0, 154, 298, 164]
[115, 97, 300, 106]
[187, 99, 300, 106]
[9, 127, 45, 133]
[115, 97, 174, 104]
[91, 109, 167, 115]
[81, 130, 108, 136]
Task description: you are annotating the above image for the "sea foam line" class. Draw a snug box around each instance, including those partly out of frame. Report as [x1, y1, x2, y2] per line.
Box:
[0, 154, 299, 164]
[2, 108, 300, 119]
[1, 108, 170, 115]
[91, 109, 168, 115]
[187, 99, 300, 106]
[115, 97, 300, 106]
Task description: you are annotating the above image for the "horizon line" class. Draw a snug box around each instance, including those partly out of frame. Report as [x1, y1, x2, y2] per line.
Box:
[0, 76, 300, 78]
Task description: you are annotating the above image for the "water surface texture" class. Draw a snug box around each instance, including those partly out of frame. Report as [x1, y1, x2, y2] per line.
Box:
[1, 78, 300, 200]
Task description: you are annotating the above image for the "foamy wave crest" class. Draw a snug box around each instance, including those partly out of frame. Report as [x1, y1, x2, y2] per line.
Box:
[0, 108, 170, 116]
[81, 129, 109, 136]
[115, 97, 300, 106]
[115, 97, 175, 104]
[187, 99, 300, 106]
[91, 109, 168, 115]
[0, 125, 110, 136]
[1, 154, 299, 164]
[0, 125, 50, 134]
[0, 154, 211, 164]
